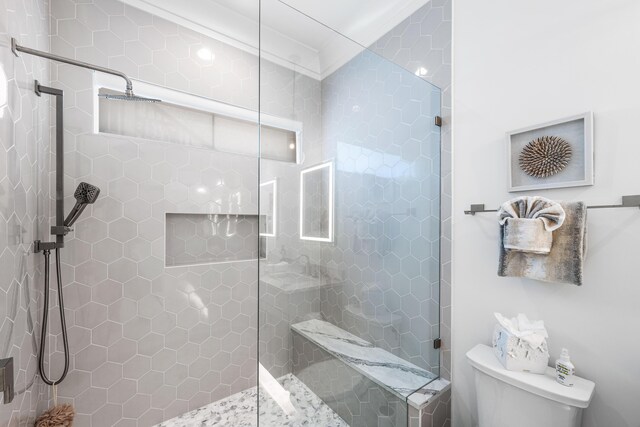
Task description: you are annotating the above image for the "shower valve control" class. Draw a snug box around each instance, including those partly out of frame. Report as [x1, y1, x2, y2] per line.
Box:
[33, 240, 61, 253]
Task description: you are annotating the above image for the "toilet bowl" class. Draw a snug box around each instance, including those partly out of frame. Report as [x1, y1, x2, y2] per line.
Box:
[466, 344, 595, 427]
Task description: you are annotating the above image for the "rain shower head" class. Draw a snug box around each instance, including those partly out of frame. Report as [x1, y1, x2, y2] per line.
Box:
[64, 182, 101, 227]
[98, 92, 161, 103]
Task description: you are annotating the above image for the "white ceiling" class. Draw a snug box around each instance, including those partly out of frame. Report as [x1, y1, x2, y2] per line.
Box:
[122, 0, 429, 79]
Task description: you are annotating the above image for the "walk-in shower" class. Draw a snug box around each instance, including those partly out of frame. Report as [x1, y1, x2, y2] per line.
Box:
[1, 0, 448, 426]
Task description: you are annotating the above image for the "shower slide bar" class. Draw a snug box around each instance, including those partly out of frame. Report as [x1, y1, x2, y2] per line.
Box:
[464, 195, 640, 215]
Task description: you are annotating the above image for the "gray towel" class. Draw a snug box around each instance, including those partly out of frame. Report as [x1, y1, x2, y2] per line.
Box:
[498, 201, 587, 286]
[498, 196, 566, 254]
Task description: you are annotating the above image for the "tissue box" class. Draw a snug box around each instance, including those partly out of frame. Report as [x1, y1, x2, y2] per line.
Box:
[492, 325, 549, 374]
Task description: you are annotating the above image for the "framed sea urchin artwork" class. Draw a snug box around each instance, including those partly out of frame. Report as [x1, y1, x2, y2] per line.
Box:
[506, 112, 594, 192]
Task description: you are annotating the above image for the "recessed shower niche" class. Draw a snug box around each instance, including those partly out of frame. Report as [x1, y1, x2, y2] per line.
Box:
[165, 213, 260, 267]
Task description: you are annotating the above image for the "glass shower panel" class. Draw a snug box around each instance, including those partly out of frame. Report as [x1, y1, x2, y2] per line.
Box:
[258, 2, 441, 426]
[42, 1, 262, 425]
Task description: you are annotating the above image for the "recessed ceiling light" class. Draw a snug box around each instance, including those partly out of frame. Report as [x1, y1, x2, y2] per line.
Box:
[415, 67, 428, 77]
[197, 47, 215, 62]
[289, 142, 296, 150]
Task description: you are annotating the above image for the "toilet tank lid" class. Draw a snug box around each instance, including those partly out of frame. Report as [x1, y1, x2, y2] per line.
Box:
[466, 344, 595, 409]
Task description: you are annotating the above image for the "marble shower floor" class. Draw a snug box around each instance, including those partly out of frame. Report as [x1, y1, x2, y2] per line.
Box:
[155, 374, 348, 427]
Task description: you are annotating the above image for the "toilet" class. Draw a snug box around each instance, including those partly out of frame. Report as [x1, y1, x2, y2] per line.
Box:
[466, 344, 595, 427]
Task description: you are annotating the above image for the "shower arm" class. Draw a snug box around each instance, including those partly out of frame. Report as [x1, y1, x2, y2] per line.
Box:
[11, 37, 134, 96]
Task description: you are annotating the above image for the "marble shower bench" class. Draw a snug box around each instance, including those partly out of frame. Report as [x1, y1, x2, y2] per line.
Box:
[291, 319, 450, 426]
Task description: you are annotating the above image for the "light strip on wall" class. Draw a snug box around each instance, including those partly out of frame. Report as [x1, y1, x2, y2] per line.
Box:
[299, 161, 334, 242]
[259, 179, 277, 237]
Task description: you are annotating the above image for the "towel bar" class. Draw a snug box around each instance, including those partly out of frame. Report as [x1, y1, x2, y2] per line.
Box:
[464, 195, 640, 215]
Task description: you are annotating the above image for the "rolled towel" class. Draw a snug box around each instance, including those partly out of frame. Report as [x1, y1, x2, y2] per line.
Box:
[498, 196, 565, 254]
[498, 201, 587, 286]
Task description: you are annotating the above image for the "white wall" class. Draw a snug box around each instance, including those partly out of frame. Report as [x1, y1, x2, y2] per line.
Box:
[452, 1, 640, 426]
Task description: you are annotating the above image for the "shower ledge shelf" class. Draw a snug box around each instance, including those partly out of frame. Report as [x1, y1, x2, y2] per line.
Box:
[291, 319, 450, 409]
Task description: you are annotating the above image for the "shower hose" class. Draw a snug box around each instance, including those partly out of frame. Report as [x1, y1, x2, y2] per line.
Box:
[39, 248, 70, 385]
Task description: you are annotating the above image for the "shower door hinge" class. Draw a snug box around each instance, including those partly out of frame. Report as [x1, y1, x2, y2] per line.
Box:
[433, 338, 442, 349]
[434, 116, 442, 127]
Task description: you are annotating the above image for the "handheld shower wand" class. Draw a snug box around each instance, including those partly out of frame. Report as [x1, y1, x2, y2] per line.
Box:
[36, 182, 100, 386]
[64, 182, 101, 228]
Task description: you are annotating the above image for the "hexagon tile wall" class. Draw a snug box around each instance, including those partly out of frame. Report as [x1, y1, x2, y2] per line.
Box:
[0, 0, 50, 425]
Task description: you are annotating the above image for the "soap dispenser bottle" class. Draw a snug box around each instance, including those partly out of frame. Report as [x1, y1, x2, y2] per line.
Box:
[555, 348, 575, 386]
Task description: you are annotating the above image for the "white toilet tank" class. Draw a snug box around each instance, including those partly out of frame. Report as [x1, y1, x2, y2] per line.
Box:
[466, 344, 595, 427]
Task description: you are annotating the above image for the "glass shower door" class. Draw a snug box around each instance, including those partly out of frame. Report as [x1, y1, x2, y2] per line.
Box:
[258, 2, 442, 426]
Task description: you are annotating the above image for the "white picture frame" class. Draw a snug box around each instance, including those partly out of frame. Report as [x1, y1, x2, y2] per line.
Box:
[507, 112, 594, 192]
